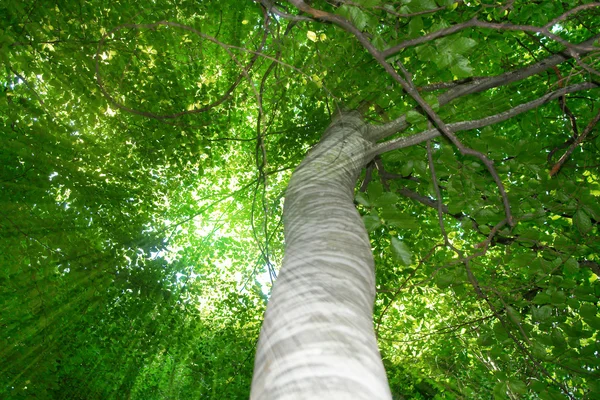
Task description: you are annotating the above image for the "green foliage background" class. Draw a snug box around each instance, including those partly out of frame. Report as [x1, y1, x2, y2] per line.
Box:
[1, 0, 599, 399]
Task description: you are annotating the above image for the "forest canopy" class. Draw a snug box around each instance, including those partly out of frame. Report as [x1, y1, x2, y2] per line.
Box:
[1, 0, 599, 399]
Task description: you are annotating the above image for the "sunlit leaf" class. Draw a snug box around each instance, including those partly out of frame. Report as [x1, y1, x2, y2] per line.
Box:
[390, 237, 412, 265]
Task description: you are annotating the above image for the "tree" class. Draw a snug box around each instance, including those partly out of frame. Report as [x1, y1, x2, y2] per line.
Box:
[252, 112, 393, 399]
[250, 1, 600, 398]
[1, 0, 599, 399]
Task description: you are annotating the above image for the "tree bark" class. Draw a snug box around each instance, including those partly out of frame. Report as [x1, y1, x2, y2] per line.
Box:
[251, 112, 392, 399]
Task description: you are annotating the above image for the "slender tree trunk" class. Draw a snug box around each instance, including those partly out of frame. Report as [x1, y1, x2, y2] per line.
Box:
[251, 113, 392, 399]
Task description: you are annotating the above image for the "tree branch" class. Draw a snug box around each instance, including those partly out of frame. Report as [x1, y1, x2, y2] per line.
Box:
[285, 0, 598, 227]
[550, 108, 600, 176]
[368, 33, 600, 141]
[373, 82, 598, 155]
[381, 6, 600, 59]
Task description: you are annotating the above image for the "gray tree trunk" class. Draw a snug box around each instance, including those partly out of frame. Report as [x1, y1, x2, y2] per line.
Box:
[251, 113, 392, 399]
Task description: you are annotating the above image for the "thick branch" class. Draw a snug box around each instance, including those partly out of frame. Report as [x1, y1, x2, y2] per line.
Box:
[286, 0, 599, 227]
[286, 0, 516, 222]
[368, 33, 600, 141]
[373, 82, 599, 155]
[382, 8, 600, 58]
[438, 34, 600, 104]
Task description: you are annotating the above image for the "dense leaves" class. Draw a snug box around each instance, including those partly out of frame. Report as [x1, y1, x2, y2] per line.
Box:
[1, 0, 599, 399]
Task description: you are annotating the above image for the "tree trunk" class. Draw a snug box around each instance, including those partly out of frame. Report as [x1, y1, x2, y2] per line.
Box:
[251, 112, 392, 399]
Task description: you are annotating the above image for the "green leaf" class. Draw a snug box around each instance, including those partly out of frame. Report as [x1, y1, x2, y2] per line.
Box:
[382, 209, 419, 229]
[531, 380, 547, 395]
[550, 291, 566, 305]
[337, 5, 368, 30]
[563, 258, 579, 274]
[355, 192, 371, 207]
[581, 194, 600, 220]
[477, 333, 494, 346]
[562, 320, 584, 338]
[508, 379, 527, 395]
[532, 292, 551, 304]
[566, 297, 579, 310]
[435, 269, 455, 288]
[335, 5, 353, 22]
[580, 303, 597, 319]
[408, 17, 423, 38]
[551, 329, 567, 349]
[414, 160, 427, 176]
[423, 94, 439, 111]
[574, 209, 592, 233]
[415, 44, 437, 61]
[406, 110, 425, 124]
[447, 37, 478, 54]
[402, 0, 437, 13]
[474, 208, 499, 225]
[434, 50, 454, 68]
[532, 341, 549, 360]
[493, 321, 508, 340]
[401, 160, 414, 176]
[493, 381, 508, 400]
[372, 34, 387, 51]
[367, 181, 383, 200]
[372, 192, 399, 207]
[390, 237, 412, 265]
[583, 316, 600, 330]
[506, 306, 521, 324]
[533, 305, 552, 321]
[363, 215, 381, 232]
[450, 55, 473, 77]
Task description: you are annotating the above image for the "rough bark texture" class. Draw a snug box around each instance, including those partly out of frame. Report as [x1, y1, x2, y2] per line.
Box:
[251, 113, 392, 400]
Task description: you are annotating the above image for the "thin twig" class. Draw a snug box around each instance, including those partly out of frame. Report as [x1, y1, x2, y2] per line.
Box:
[550, 108, 600, 176]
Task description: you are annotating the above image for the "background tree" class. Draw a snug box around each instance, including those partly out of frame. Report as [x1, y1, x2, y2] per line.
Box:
[1, 0, 598, 399]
